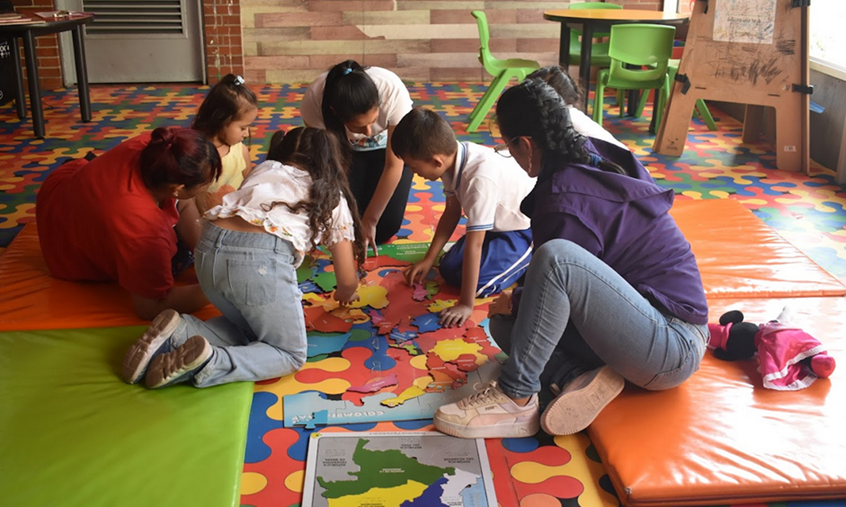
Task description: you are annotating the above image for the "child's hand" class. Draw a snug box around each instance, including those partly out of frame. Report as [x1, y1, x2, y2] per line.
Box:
[488, 291, 512, 317]
[440, 303, 473, 328]
[334, 289, 360, 306]
[404, 258, 434, 286]
[361, 214, 379, 257]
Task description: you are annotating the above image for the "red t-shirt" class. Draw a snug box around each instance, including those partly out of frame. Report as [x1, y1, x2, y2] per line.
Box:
[36, 134, 179, 300]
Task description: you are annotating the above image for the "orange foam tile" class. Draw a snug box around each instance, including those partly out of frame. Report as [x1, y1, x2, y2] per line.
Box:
[671, 199, 846, 298]
[0, 223, 219, 332]
[589, 297, 846, 507]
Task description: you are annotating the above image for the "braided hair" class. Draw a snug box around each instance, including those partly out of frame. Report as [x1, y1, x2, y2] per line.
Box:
[495, 79, 626, 180]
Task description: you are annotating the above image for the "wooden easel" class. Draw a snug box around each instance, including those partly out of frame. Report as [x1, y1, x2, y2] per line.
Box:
[654, 0, 811, 173]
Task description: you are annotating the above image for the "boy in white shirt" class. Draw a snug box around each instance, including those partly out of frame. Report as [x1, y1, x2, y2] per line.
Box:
[391, 108, 535, 328]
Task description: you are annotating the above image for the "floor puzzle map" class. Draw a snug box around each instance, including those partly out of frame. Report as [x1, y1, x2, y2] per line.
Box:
[301, 432, 497, 507]
[284, 243, 502, 429]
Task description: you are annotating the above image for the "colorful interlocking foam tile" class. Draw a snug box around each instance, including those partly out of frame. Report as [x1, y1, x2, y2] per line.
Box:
[2, 83, 845, 507]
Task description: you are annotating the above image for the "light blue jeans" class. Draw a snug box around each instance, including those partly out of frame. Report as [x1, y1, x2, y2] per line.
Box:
[496, 239, 709, 399]
[168, 222, 308, 387]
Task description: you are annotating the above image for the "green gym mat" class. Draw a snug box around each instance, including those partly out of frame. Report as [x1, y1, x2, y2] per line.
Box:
[0, 326, 253, 507]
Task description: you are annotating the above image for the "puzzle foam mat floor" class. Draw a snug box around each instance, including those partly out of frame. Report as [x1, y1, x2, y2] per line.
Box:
[2, 83, 846, 507]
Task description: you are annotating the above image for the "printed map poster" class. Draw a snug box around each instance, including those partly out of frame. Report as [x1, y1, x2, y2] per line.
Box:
[713, 0, 777, 44]
[301, 431, 497, 507]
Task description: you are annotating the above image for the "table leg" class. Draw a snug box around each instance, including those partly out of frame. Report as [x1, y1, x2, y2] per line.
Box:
[579, 24, 593, 112]
[22, 30, 44, 139]
[558, 23, 571, 68]
[9, 37, 26, 120]
[71, 25, 91, 122]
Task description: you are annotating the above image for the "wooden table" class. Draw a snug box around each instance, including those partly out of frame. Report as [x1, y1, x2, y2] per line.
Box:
[0, 11, 94, 138]
[543, 9, 689, 112]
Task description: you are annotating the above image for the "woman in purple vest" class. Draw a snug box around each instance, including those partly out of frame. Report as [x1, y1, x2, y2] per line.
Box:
[434, 79, 709, 440]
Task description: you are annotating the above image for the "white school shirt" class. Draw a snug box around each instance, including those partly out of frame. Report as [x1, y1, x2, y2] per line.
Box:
[440, 142, 535, 233]
[300, 67, 413, 152]
[205, 160, 356, 268]
[568, 106, 628, 150]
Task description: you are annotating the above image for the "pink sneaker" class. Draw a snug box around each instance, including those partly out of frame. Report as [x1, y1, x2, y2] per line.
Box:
[433, 381, 539, 439]
[541, 365, 624, 435]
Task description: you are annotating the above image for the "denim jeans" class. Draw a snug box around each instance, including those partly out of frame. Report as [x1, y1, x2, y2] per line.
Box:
[497, 239, 709, 399]
[169, 222, 308, 387]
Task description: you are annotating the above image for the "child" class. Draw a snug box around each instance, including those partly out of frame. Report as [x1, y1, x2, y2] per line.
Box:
[300, 60, 414, 254]
[121, 127, 364, 389]
[180, 74, 259, 249]
[36, 127, 220, 320]
[527, 66, 627, 150]
[391, 108, 535, 328]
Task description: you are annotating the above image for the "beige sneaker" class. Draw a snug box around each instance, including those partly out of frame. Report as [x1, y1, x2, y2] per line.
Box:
[145, 335, 212, 389]
[121, 309, 182, 384]
[540, 365, 625, 435]
[434, 381, 540, 439]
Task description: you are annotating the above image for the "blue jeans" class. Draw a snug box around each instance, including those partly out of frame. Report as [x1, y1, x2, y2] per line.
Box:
[497, 239, 709, 399]
[169, 222, 308, 387]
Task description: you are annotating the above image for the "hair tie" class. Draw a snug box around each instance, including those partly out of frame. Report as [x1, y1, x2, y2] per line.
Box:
[233, 75, 245, 86]
[343, 67, 353, 76]
[588, 153, 602, 167]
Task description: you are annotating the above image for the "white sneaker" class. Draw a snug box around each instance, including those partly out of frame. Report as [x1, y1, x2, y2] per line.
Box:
[540, 365, 625, 435]
[433, 381, 539, 439]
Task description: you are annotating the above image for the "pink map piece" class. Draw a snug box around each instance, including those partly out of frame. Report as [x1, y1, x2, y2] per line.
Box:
[347, 373, 399, 393]
[411, 282, 429, 301]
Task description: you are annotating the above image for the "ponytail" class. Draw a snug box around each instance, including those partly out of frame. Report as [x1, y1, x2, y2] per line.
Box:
[496, 79, 626, 179]
[261, 127, 366, 267]
[321, 60, 379, 138]
[140, 127, 222, 191]
[526, 65, 584, 111]
[192, 73, 258, 140]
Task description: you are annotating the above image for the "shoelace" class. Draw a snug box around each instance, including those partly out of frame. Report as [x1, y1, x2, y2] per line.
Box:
[461, 381, 504, 408]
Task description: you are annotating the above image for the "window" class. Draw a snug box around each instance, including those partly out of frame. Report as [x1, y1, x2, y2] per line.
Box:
[809, 0, 846, 78]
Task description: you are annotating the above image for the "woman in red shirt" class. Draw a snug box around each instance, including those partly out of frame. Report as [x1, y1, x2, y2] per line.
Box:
[36, 127, 222, 320]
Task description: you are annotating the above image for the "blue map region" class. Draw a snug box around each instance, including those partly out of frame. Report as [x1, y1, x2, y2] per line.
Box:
[401, 476, 449, 507]
[460, 476, 489, 507]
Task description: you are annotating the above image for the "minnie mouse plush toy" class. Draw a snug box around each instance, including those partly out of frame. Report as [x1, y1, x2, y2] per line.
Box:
[708, 308, 835, 390]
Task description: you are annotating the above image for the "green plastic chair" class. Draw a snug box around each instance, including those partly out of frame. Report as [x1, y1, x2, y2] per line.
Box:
[593, 24, 675, 132]
[467, 10, 540, 133]
[568, 2, 623, 68]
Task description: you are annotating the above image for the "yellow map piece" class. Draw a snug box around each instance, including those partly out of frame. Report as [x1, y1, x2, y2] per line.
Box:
[431, 338, 483, 362]
[353, 284, 389, 309]
[327, 480, 428, 507]
[381, 385, 426, 408]
[428, 299, 456, 313]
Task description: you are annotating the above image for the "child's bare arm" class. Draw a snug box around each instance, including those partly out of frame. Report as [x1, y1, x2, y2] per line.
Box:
[241, 143, 252, 178]
[328, 239, 360, 304]
[439, 229, 484, 327]
[404, 196, 462, 285]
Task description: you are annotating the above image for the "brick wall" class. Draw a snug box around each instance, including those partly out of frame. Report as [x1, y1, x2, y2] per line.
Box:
[203, 0, 245, 84]
[11, 0, 62, 90]
[239, 0, 664, 84]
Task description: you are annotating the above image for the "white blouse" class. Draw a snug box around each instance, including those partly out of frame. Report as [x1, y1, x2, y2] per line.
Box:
[205, 160, 356, 267]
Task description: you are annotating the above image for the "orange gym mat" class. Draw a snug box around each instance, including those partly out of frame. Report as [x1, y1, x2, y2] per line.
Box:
[589, 296, 846, 507]
[1, 199, 844, 332]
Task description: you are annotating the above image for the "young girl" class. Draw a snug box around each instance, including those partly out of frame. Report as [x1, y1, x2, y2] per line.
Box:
[300, 60, 414, 255]
[180, 74, 259, 249]
[36, 127, 221, 320]
[527, 65, 627, 150]
[121, 127, 365, 389]
[434, 79, 708, 439]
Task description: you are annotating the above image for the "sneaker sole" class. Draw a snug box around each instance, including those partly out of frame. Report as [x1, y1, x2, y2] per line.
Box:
[121, 309, 181, 384]
[145, 335, 212, 389]
[434, 415, 539, 440]
[540, 366, 625, 436]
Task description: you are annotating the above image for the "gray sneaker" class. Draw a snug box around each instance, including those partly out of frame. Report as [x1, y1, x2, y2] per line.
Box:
[145, 335, 212, 389]
[121, 309, 182, 384]
[540, 365, 625, 435]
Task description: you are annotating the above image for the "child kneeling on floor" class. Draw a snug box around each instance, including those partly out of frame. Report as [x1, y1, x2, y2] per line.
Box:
[391, 107, 536, 328]
[122, 127, 365, 389]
